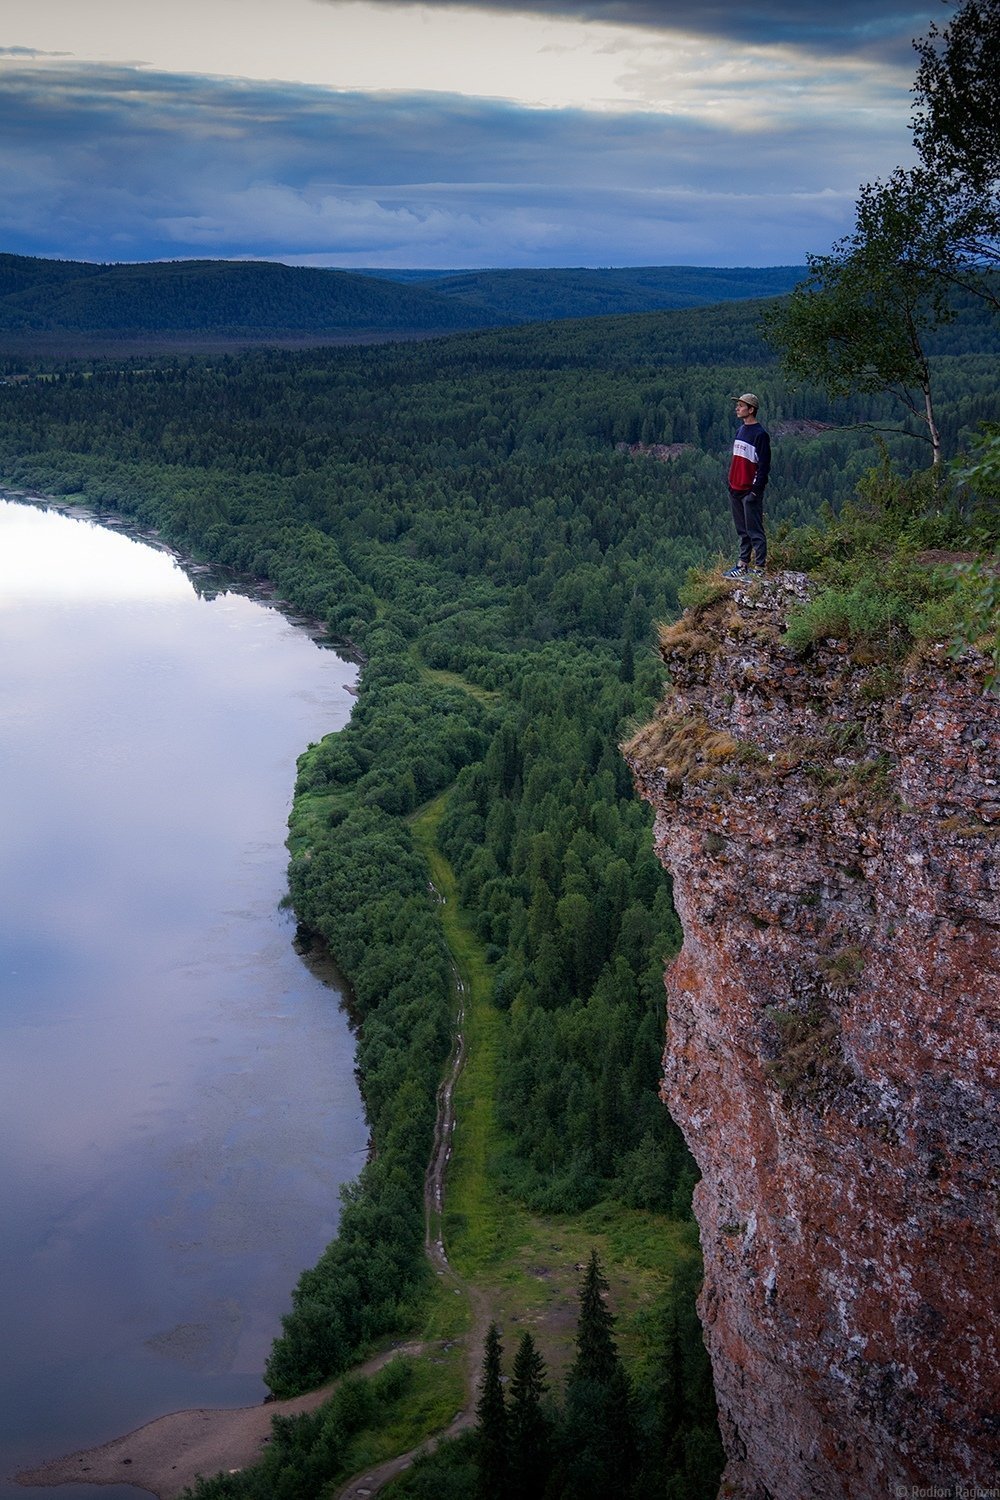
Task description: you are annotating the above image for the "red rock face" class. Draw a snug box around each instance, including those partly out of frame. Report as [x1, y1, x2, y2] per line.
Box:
[626, 574, 999, 1500]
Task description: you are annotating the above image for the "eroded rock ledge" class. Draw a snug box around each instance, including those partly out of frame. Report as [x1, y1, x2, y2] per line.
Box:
[624, 572, 999, 1500]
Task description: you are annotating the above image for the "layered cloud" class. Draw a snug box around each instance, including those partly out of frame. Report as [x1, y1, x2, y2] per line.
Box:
[322, 0, 938, 60]
[0, 0, 938, 266]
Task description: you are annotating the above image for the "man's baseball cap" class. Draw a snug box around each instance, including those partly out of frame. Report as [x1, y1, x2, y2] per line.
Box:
[732, 392, 760, 408]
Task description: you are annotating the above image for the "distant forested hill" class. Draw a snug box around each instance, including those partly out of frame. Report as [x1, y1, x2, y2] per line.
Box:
[0, 254, 106, 299]
[361, 264, 809, 321]
[0, 255, 488, 342]
[0, 254, 807, 354]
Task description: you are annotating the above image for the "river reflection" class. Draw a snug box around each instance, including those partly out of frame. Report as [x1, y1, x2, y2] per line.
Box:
[0, 500, 368, 1498]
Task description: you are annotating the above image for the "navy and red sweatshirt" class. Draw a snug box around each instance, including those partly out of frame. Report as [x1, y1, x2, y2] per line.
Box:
[728, 420, 771, 497]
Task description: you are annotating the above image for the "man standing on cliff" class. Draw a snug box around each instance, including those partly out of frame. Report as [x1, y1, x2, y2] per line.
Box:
[725, 393, 770, 577]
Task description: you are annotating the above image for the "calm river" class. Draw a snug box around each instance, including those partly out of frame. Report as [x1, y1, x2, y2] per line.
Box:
[0, 498, 368, 1498]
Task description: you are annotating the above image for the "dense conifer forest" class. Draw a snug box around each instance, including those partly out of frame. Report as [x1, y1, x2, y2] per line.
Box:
[2, 293, 997, 1494]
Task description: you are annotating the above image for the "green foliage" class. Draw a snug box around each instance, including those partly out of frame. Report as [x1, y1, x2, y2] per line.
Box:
[386, 1432, 480, 1498]
[764, 170, 958, 464]
[676, 567, 733, 613]
[507, 1332, 554, 1499]
[634, 1254, 725, 1500]
[913, 0, 1000, 204]
[438, 669, 691, 1217]
[475, 1324, 509, 1500]
[776, 457, 999, 671]
[951, 426, 1000, 685]
[300, 663, 492, 813]
[945, 559, 1000, 689]
[956, 423, 1000, 502]
[265, 803, 454, 1394]
[767, 1, 1000, 465]
[818, 946, 866, 987]
[782, 581, 913, 655]
[569, 1250, 621, 1387]
[559, 1252, 640, 1500]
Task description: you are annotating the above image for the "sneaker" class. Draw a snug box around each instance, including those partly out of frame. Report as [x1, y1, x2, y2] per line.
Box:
[723, 564, 748, 578]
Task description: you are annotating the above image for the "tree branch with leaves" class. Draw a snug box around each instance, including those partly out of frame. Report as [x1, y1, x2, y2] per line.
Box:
[764, 169, 955, 464]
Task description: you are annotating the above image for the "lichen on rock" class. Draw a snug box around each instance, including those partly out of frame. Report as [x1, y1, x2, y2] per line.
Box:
[624, 570, 999, 1500]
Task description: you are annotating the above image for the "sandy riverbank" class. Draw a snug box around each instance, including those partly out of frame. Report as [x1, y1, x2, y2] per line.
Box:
[16, 1341, 423, 1500]
[16, 1385, 332, 1500]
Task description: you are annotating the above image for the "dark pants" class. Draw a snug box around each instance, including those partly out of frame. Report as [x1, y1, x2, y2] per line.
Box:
[729, 489, 766, 567]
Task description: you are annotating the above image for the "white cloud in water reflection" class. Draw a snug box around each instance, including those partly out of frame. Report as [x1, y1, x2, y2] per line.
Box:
[0, 502, 191, 601]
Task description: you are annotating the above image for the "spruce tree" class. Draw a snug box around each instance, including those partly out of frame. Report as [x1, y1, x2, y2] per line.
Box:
[475, 1322, 508, 1500]
[562, 1250, 639, 1499]
[620, 637, 635, 684]
[508, 1330, 553, 1499]
[569, 1249, 618, 1386]
[635, 1279, 684, 1495]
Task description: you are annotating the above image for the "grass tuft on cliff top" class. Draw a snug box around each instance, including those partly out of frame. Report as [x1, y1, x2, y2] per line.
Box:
[768, 449, 1000, 684]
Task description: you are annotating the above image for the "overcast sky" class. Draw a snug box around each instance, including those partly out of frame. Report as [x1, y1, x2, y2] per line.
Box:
[1, 0, 946, 268]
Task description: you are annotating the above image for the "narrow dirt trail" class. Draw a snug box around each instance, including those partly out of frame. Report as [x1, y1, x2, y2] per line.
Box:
[335, 893, 490, 1499]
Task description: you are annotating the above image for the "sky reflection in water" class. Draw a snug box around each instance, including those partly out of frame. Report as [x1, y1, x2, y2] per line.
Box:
[0, 501, 368, 1496]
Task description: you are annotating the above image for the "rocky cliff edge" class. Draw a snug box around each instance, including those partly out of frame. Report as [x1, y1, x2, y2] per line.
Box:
[624, 571, 999, 1500]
